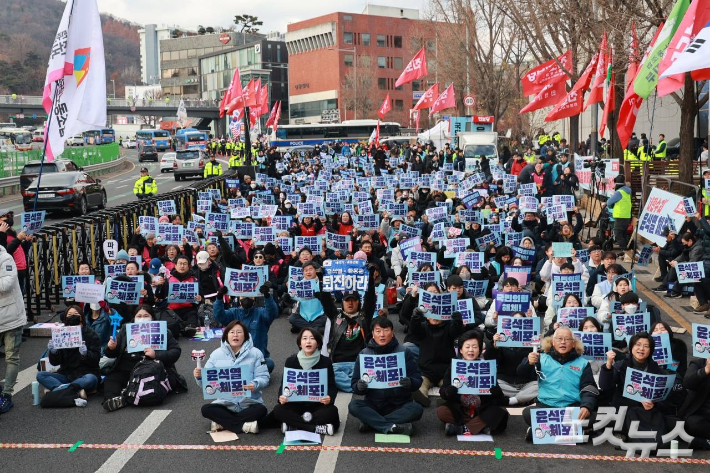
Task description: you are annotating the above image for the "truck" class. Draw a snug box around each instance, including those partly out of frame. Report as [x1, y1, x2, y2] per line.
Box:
[458, 131, 499, 173]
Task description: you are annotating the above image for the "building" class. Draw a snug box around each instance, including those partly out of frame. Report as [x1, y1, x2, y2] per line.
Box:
[138, 25, 173, 85]
[159, 31, 264, 98]
[198, 38, 289, 122]
[285, 5, 437, 125]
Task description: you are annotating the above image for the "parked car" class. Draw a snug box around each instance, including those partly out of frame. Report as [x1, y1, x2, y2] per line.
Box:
[22, 171, 107, 215]
[66, 134, 84, 146]
[122, 137, 137, 149]
[160, 152, 177, 173]
[20, 159, 81, 191]
[173, 149, 205, 181]
[138, 142, 159, 162]
[32, 130, 44, 142]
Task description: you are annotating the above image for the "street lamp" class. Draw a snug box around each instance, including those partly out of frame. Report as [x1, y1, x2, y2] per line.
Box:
[110, 79, 116, 99]
[328, 47, 357, 120]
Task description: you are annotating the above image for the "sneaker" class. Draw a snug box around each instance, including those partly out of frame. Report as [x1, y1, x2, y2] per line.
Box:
[444, 423, 463, 436]
[359, 422, 374, 433]
[664, 292, 683, 299]
[211, 422, 223, 432]
[314, 424, 334, 436]
[652, 286, 668, 293]
[481, 427, 491, 435]
[412, 389, 431, 407]
[78, 389, 87, 400]
[525, 427, 533, 442]
[281, 423, 291, 434]
[242, 421, 259, 434]
[462, 425, 472, 436]
[102, 396, 125, 412]
[0, 394, 13, 414]
[694, 304, 710, 313]
[183, 326, 197, 337]
[390, 423, 413, 436]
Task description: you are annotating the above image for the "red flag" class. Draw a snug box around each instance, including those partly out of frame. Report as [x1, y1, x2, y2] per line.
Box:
[265, 101, 279, 127]
[570, 51, 599, 94]
[585, 32, 608, 109]
[414, 83, 439, 110]
[599, 72, 616, 137]
[429, 83, 456, 116]
[378, 94, 391, 120]
[273, 101, 282, 134]
[219, 68, 241, 118]
[245, 78, 261, 108]
[519, 81, 566, 114]
[544, 89, 583, 122]
[257, 84, 269, 116]
[626, 22, 639, 93]
[228, 78, 252, 114]
[521, 51, 572, 96]
[395, 47, 428, 88]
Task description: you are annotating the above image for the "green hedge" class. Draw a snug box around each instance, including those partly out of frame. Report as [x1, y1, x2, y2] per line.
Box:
[0, 143, 120, 178]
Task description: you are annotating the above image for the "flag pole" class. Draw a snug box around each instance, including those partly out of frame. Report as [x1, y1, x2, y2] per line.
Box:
[33, 85, 60, 212]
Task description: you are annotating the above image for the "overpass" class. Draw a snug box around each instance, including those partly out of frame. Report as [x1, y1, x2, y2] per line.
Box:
[0, 95, 226, 135]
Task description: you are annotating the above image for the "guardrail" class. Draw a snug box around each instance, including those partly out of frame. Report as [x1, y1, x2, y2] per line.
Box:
[0, 143, 121, 178]
[25, 173, 231, 317]
[0, 94, 220, 109]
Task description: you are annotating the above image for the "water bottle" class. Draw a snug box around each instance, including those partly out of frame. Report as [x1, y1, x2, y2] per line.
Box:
[31, 381, 40, 406]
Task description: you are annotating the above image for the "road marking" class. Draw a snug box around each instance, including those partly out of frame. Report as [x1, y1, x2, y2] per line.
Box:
[95, 410, 171, 473]
[636, 281, 692, 332]
[1, 364, 38, 395]
[115, 185, 128, 189]
[313, 392, 351, 473]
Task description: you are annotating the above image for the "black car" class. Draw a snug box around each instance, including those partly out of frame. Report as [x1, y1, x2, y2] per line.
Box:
[139, 143, 159, 162]
[22, 171, 107, 215]
[20, 159, 82, 191]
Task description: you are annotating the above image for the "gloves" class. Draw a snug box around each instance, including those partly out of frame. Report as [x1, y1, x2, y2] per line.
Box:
[356, 379, 369, 392]
[441, 385, 458, 399]
[47, 339, 57, 354]
[214, 230, 223, 239]
[217, 286, 229, 298]
[412, 307, 426, 320]
[452, 311, 463, 322]
[399, 377, 412, 389]
[260, 281, 272, 296]
[79, 343, 88, 357]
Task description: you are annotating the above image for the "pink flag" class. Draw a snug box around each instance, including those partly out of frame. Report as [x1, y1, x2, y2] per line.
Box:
[395, 47, 428, 88]
[273, 101, 282, 134]
[521, 51, 572, 96]
[429, 83, 456, 116]
[378, 94, 392, 120]
[585, 32, 608, 109]
[519, 81, 566, 114]
[414, 83, 439, 110]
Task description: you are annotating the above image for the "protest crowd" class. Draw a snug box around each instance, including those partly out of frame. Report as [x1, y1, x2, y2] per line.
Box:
[2, 133, 710, 454]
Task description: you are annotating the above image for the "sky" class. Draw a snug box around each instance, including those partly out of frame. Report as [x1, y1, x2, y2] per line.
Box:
[96, 0, 427, 34]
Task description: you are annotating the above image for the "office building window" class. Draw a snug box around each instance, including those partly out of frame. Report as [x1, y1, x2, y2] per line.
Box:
[378, 78, 387, 90]
[343, 14, 352, 21]
[344, 32, 353, 45]
[394, 57, 403, 69]
[394, 100, 404, 111]
[377, 34, 386, 47]
[378, 56, 386, 68]
[362, 33, 371, 46]
[394, 36, 402, 48]
[344, 54, 354, 67]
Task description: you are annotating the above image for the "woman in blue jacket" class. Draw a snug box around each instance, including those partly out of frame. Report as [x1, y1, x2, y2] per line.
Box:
[195, 320, 270, 434]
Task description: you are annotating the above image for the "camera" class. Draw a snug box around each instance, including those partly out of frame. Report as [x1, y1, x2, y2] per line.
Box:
[582, 155, 604, 169]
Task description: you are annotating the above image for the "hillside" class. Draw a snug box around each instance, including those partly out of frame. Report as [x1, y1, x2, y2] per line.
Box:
[0, 0, 141, 97]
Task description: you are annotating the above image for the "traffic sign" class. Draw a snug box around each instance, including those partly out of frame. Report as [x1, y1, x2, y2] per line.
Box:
[463, 95, 476, 108]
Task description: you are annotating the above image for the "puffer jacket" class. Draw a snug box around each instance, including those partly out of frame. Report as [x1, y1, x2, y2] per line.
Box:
[197, 339, 270, 411]
[212, 295, 279, 359]
[0, 245, 26, 332]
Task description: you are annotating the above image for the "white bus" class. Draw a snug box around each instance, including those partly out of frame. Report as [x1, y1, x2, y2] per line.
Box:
[269, 120, 401, 149]
[0, 128, 33, 152]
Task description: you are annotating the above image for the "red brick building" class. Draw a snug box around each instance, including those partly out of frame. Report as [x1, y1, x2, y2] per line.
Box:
[285, 5, 438, 126]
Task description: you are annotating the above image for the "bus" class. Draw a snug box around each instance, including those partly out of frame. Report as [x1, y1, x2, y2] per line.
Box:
[100, 128, 115, 144]
[269, 120, 401, 149]
[0, 128, 33, 152]
[136, 129, 171, 151]
[83, 128, 115, 145]
[175, 129, 208, 150]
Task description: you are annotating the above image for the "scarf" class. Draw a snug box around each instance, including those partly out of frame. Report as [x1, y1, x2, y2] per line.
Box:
[297, 350, 320, 370]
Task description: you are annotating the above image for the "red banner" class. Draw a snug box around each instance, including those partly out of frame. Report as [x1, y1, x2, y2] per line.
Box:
[429, 83, 456, 116]
[521, 51, 572, 96]
[395, 47, 428, 88]
[585, 33, 608, 109]
[599, 72, 616, 137]
[378, 93, 391, 120]
[544, 89, 583, 122]
[519, 81, 566, 114]
[414, 83, 438, 110]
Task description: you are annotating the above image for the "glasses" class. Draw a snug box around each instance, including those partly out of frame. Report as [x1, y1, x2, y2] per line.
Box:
[254, 255, 264, 260]
[554, 337, 574, 343]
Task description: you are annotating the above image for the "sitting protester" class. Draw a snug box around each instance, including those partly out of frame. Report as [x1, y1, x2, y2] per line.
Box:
[349, 317, 424, 436]
[680, 357, 710, 450]
[438, 330, 509, 436]
[288, 261, 336, 334]
[272, 328, 339, 435]
[195, 321, 270, 435]
[84, 302, 111, 351]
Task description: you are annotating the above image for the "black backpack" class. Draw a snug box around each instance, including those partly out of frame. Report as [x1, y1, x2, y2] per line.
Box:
[123, 358, 171, 406]
[154, 308, 183, 339]
[40, 383, 82, 408]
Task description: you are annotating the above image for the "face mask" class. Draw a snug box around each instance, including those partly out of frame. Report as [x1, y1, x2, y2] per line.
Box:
[285, 204, 292, 209]
[459, 271, 471, 280]
[135, 317, 151, 323]
[65, 315, 81, 326]
[250, 183, 257, 189]
[241, 299, 254, 309]
[624, 304, 638, 314]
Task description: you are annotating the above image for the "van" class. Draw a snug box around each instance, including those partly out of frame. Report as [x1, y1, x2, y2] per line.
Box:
[458, 131, 499, 171]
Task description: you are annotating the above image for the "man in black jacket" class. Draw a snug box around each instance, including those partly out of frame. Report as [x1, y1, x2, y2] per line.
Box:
[681, 357, 710, 450]
[349, 317, 423, 436]
[652, 228, 682, 283]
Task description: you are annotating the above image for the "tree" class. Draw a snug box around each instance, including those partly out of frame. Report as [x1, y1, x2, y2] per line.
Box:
[234, 14, 263, 34]
[205, 27, 215, 34]
[340, 55, 377, 121]
[197, 25, 206, 35]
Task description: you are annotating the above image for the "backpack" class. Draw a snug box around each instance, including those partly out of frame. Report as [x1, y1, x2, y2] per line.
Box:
[123, 358, 171, 406]
[154, 308, 183, 339]
[41, 383, 82, 408]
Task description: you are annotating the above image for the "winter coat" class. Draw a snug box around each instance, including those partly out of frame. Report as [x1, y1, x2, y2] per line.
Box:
[599, 356, 665, 410]
[212, 294, 279, 359]
[409, 309, 464, 381]
[198, 339, 270, 411]
[678, 358, 710, 419]
[0, 245, 26, 332]
[351, 337, 423, 411]
[279, 354, 338, 404]
[84, 308, 112, 349]
[48, 326, 101, 380]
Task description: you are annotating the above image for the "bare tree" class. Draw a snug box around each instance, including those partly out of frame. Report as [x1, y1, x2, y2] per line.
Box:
[340, 55, 377, 121]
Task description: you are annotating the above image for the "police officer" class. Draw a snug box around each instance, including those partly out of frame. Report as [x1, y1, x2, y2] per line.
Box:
[203, 154, 223, 179]
[701, 169, 710, 217]
[229, 151, 244, 169]
[654, 134, 667, 160]
[133, 167, 157, 200]
[606, 175, 632, 250]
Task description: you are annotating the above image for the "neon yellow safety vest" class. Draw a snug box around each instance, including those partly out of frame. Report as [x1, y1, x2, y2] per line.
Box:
[204, 161, 223, 178]
[655, 140, 667, 159]
[524, 153, 536, 164]
[703, 189, 709, 217]
[553, 133, 561, 143]
[612, 189, 632, 219]
[538, 135, 550, 145]
[624, 149, 638, 161]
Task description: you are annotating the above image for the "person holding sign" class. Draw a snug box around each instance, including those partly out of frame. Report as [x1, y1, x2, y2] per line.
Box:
[0, 209, 32, 298]
[195, 321, 270, 435]
[214, 281, 278, 373]
[103, 306, 185, 412]
[650, 321, 688, 412]
[438, 330, 509, 436]
[288, 261, 336, 335]
[599, 332, 668, 448]
[349, 317, 424, 436]
[680, 357, 710, 450]
[0, 241, 25, 414]
[37, 306, 101, 398]
[518, 326, 599, 439]
[156, 255, 202, 337]
[271, 329, 339, 435]
[596, 276, 633, 332]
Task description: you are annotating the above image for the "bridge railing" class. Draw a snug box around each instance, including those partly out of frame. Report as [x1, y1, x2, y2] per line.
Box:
[0, 95, 219, 109]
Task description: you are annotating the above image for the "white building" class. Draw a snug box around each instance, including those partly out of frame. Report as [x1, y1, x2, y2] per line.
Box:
[138, 24, 172, 85]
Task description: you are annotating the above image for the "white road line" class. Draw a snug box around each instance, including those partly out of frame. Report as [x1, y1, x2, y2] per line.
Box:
[95, 410, 171, 473]
[115, 185, 128, 189]
[313, 392, 351, 473]
[1, 364, 37, 395]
